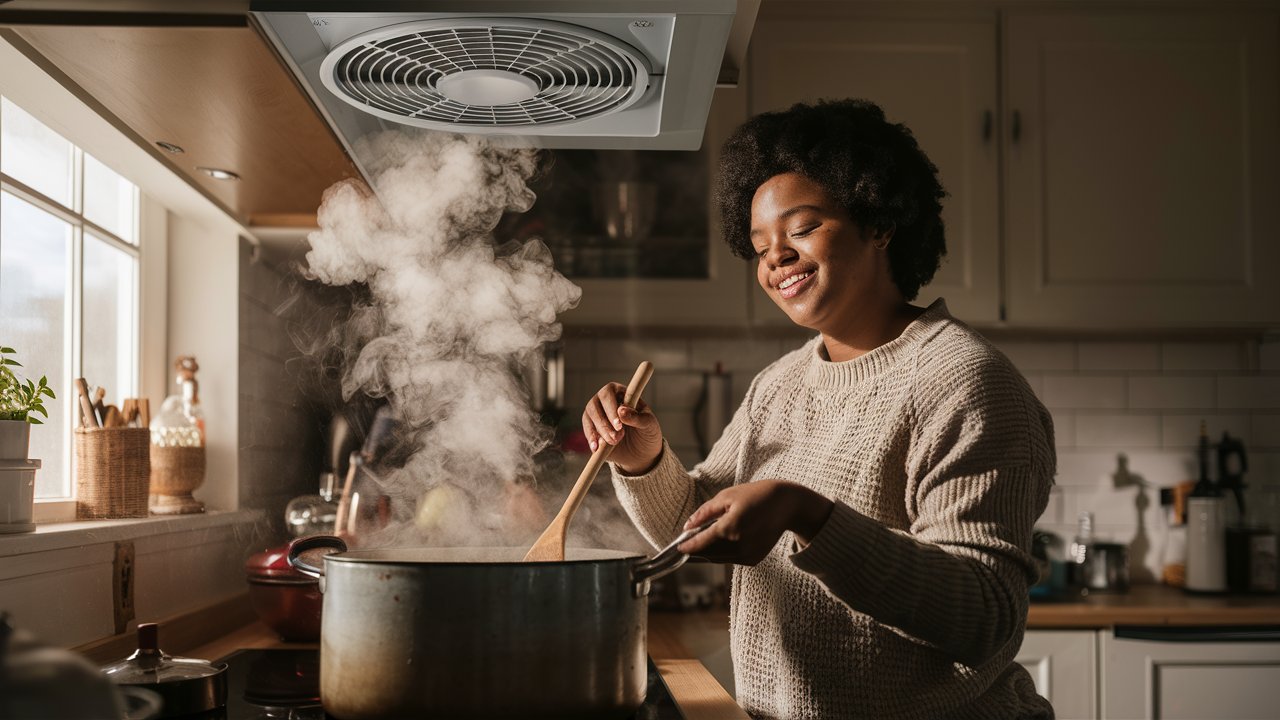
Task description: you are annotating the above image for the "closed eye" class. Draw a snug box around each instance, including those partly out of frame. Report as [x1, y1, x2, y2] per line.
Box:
[789, 223, 820, 239]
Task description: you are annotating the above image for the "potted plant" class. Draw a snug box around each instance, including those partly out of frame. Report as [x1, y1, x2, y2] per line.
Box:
[0, 346, 54, 460]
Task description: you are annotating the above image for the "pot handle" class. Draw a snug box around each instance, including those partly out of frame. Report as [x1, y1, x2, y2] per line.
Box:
[632, 520, 716, 598]
[287, 535, 348, 580]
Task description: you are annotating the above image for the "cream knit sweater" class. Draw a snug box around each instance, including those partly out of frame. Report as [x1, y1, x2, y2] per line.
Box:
[612, 300, 1056, 720]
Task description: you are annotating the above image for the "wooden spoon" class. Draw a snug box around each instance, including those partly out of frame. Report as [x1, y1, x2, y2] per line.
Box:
[524, 360, 654, 562]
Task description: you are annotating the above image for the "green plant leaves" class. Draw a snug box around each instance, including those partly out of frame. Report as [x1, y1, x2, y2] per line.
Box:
[0, 346, 54, 424]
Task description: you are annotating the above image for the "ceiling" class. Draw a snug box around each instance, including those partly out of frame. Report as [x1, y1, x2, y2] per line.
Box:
[0, 2, 358, 228]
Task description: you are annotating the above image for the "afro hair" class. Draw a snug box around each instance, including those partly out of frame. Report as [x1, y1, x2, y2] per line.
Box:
[715, 98, 947, 301]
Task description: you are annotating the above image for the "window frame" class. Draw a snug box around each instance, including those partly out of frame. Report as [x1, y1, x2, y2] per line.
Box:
[0, 96, 141, 520]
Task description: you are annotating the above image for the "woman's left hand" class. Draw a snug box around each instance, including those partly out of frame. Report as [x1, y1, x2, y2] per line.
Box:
[677, 481, 834, 565]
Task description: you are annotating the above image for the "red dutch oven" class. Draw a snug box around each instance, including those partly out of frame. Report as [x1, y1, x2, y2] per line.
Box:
[245, 544, 323, 642]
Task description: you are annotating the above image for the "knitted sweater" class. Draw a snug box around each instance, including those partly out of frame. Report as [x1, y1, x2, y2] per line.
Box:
[612, 300, 1056, 720]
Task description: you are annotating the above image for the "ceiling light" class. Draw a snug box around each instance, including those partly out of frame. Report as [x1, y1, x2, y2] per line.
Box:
[197, 167, 240, 181]
[155, 141, 185, 154]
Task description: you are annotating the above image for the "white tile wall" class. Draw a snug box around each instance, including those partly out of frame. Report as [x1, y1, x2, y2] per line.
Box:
[564, 332, 1280, 580]
[1040, 375, 1127, 409]
[1078, 342, 1161, 371]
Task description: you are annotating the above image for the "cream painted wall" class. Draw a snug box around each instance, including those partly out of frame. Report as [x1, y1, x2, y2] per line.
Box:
[166, 213, 241, 511]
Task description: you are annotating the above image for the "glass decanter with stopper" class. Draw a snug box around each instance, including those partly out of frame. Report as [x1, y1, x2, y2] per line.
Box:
[148, 356, 206, 514]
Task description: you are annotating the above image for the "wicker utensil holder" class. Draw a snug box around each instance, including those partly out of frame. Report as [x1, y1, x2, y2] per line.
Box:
[149, 445, 206, 515]
[75, 427, 150, 519]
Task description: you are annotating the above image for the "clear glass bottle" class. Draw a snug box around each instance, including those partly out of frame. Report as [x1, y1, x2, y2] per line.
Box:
[285, 471, 340, 537]
[175, 356, 204, 443]
[1069, 511, 1095, 596]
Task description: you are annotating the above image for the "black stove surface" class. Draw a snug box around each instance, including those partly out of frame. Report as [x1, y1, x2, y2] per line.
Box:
[214, 648, 684, 720]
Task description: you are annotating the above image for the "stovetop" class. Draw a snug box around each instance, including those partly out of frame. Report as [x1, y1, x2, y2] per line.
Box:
[214, 648, 684, 719]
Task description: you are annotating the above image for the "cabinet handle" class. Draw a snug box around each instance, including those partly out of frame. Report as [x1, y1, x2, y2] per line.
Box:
[982, 110, 992, 143]
[1011, 110, 1022, 144]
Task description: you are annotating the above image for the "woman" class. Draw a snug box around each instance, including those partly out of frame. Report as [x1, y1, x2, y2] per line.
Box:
[583, 99, 1055, 720]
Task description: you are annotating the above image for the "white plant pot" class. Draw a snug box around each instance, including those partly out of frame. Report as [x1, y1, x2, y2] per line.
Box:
[0, 458, 40, 533]
[0, 419, 32, 460]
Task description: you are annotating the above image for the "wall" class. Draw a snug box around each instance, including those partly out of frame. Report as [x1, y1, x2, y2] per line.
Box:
[237, 238, 328, 538]
[166, 212, 241, 512]
[562, 330, 1280, 581]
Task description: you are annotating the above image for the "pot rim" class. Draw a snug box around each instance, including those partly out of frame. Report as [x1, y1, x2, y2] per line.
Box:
[321, 546, 645, 566]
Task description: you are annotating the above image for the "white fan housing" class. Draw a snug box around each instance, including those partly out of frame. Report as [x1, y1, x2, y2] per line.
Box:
[253, 2, 740, 175]
[318, 18, 655, 132]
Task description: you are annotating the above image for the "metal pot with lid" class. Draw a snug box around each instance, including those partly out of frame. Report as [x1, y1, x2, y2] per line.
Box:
[287, 522, 710, 720]
[102, 623, 227, 718]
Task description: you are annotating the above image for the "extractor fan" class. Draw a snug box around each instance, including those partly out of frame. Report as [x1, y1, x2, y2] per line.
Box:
[252, 1, 754, 179]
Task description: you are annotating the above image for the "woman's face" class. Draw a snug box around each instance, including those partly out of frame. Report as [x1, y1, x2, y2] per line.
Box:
[750, 172, 895, 333]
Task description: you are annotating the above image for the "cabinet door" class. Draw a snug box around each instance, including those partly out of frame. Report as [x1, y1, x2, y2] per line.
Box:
[1101, 631, 1280, 719]
[747, 16, 1001, 325]
[1017, 630, 1098, 719]
[1004, 11, 1280, 327]
[561, 85, 751, 326]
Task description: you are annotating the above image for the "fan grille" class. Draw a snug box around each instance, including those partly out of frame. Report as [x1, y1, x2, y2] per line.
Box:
[324, 19, 650, 128]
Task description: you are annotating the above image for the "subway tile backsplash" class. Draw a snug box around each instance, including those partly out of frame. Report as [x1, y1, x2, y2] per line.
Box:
[563, 331, 1280, 580]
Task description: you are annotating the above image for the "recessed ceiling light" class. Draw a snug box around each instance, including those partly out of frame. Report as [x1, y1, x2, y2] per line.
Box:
[155, 141, 185, 154]
[197, 166, 240, 181]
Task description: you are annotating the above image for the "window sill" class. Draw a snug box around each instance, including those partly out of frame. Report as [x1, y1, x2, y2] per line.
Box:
[0, 509, 265, 558]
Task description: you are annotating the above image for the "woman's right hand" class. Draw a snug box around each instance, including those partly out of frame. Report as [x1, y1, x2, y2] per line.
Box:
[582, 382, 664, 474]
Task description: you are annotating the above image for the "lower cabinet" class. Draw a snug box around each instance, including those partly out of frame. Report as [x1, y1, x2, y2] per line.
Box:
[1019, 627, 1280, 720]
[1017, 630, 1098, 719]
[1100, 629, 1280, 720]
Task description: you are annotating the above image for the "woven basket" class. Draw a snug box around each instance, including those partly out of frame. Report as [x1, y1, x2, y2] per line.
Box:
[75, 427, 150, 519]
[149, 445, 206, 514]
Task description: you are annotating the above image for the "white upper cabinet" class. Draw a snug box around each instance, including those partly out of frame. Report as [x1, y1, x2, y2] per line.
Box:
[747, 15, 1002, 326]
[1003, 10, 1280, 327]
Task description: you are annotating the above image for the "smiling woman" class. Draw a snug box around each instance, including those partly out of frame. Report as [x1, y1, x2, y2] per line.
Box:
[584, 100, 1058, 720]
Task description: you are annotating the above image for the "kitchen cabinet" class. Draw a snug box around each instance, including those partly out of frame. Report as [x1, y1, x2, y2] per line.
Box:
[747, 16, 1001, 326]
[556, 85, 752, 326]
[1100, 629, 1280, 719]
[1017, 630, 1098, 720]
[744, 5, 1280, 329]
[1003, 10, 1280, 327]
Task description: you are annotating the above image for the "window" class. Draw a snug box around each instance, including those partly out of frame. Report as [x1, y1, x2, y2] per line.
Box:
[0, 96, 140, 501]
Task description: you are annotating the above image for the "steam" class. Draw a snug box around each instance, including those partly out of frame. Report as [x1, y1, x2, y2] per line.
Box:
[303, 130, 582, 547]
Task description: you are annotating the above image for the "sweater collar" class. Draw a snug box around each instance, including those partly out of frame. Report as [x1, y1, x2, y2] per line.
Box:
[803, 298, 951, 387]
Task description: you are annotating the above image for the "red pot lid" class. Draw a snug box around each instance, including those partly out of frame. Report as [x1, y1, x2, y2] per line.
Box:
[245, 543, 313, 581]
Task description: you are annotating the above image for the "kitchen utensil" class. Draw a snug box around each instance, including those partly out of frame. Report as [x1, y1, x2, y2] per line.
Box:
[693, 361, 732, 458]
[102, 623, 227, 718]
[74, 378, 99, 429]
[1217, 432, 1249, 520]
[288, 413, 355, 537]
[334, 406, 397, 540]
[525, 360, 653, 562]
[245, 544, 323, 641]
[287, 520, 713, 720]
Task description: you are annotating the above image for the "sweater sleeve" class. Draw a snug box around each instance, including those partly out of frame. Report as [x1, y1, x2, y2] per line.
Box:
[790, 363, 1055, 668]
[609, 374, 758, 549]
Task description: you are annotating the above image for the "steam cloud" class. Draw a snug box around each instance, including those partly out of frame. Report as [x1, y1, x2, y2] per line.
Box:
[303, 130, 583, 547]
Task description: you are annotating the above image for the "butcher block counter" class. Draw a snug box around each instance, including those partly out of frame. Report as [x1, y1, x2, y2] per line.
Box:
[1026, 583, 1280, 628]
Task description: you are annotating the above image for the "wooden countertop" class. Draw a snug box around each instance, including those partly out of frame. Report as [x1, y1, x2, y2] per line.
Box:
[189, 612, 749, 720]
[1027, 584, 1280, 628]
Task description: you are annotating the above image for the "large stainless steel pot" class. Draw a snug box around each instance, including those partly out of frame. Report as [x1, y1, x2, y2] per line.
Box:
[287, 525, 706, 720]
